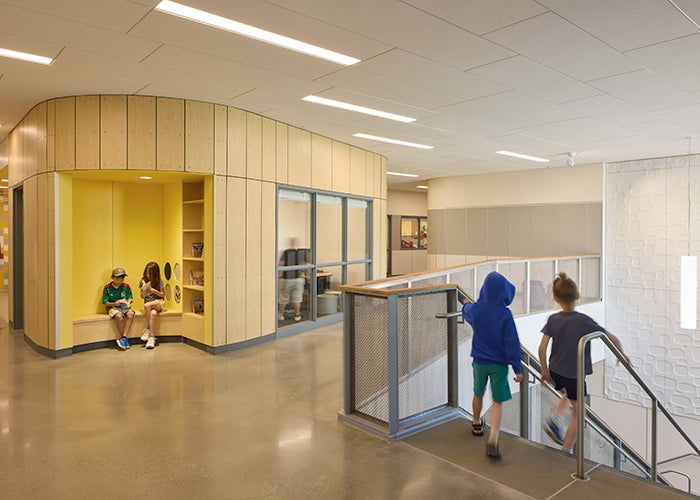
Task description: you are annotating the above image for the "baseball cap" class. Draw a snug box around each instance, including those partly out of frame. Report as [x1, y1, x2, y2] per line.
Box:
[111, 267, 127, 277]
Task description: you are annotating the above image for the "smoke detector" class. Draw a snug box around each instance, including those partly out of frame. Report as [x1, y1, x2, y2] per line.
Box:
[567, 152, 576, 167]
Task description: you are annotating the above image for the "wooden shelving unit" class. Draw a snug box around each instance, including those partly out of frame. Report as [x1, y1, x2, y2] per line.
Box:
[182, 180, 205, 327]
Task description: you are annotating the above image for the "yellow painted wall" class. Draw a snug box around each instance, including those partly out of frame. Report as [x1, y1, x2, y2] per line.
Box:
[72, 179, 168, 315]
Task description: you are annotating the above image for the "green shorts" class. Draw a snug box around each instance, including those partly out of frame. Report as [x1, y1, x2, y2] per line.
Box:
[473, 362, 512, 403]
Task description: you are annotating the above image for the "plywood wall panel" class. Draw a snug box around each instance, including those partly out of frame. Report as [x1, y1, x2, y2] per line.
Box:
[23, 108, 36, 178]
[37, 174, 49, 347]
[156, 97, 184, 171]
[261, 117, 276, 182]
[246, 113, 262, 180]
[381, 156, 387, 199]
[128, 96, 156, 170]
[261, 181, 276, 336]
[287, 126, 311, 187]
[227, 108, 246, 177]
[35, 102, 48, 174]
[226, 177, 246, 343]
[245, 179, 262, 339]
[46, 99, 56, 171]
[47, 174, 56, 349]
[100, 95, 127, 170]
[311, 135, 332, 191]
[185, 100, 214, 173]
[55, 97, 75, 171]
[212, 175, 227, 346]
[350, 146, 366, 196]
[332, 141, 350, 193]
[275, 122, 288, 184]
[373, 154, 382, 199]
[75, 96, 100, 170]
[214, 105, 227, 175]
[365, 151, 374, 198]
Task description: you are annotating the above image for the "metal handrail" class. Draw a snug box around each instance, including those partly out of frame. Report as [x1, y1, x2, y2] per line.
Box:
[576, 331, 700, 483]
[519, 349, 657, 482]
[659, 470, 691, 494]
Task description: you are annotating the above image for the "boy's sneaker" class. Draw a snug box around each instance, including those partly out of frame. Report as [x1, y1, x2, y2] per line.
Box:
[116, 337, 129, 350]
[545, 418, 564, 445]
[278, 314, 284, 321]
[472, 419, 484, 436]
[141, 328, 151, 342]
[146, 336, 156, 349]
[486, 442, 501, 460]
[294, 315, 302, 322]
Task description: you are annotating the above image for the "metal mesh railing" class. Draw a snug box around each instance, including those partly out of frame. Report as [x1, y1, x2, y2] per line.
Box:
[397, 293, 449, 420]
[352, 294, 389, 424]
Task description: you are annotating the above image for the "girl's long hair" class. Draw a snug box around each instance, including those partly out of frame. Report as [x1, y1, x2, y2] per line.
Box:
[552, 272, 578, 304]
[142, 261, 161, 291]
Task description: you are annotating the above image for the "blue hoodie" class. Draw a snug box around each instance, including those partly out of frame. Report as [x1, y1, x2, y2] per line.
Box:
[462, 271, 522, 374]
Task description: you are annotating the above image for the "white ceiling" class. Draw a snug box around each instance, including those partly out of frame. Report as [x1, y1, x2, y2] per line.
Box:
[1, 0, 700, 189]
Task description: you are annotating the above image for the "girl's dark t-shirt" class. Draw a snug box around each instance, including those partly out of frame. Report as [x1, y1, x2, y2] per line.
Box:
[542, 311, 604, 378]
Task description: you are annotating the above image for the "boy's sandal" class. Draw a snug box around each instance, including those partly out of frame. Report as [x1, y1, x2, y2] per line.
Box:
[472, 419, 484, 436]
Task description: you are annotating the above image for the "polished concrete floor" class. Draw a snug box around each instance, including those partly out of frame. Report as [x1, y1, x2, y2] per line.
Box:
[0, 309, 690, 499]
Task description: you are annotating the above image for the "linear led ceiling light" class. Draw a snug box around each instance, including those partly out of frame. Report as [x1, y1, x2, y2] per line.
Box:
[386, 171, 419, 177]
[416, 185, 428, 189]
[302, 95, 416, 123]
[154, 0, 360, 65]
[354, 133, 433, 150]
[0, 48, 53, 65]
[495, 150, 549, 163]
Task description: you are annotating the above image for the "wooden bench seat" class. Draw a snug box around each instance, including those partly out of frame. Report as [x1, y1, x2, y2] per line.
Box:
[73, 310, 182, 346]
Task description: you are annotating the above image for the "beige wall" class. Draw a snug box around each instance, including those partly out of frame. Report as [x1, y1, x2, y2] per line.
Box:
[387, 189, 427, 215]
[8, 95, 387, 354]
[428, 163, 603, 209]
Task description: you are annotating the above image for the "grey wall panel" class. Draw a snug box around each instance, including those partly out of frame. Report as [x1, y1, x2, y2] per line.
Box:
[444, 208, 466, 255]
[510, 206, 534, 257]
[487, 207, 510, 256]
[587, 203, 602, 254]
[428, 202, 601, 259]
[429, 209, 445, 254]
[466, 208, 488, 255]
[533, 206, 561, 256]
[560, 204, 588, 255]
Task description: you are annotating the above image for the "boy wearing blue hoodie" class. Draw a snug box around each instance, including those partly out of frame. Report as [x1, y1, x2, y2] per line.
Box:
[461, 271, 523, 459]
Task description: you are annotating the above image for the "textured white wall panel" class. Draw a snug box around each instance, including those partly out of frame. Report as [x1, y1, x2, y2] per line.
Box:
[606, 155, 700, 419]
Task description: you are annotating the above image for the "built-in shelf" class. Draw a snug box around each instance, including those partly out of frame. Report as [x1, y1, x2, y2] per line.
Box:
[183, 179, 206, 323]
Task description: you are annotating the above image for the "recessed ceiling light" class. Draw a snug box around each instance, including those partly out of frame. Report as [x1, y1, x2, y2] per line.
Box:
[0, 47, 53, 65]
[0, 186, 8, 190]
[139, 176, 153, 180]
[416, 185, 428, 189]
[387, 171, 419, 178]
[354, 133, 433, 150]
[155, 1, 360, 66]
[0, 179, 7, 183]
[302, 95, 416, 123]
[495, 150, 549, 163]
